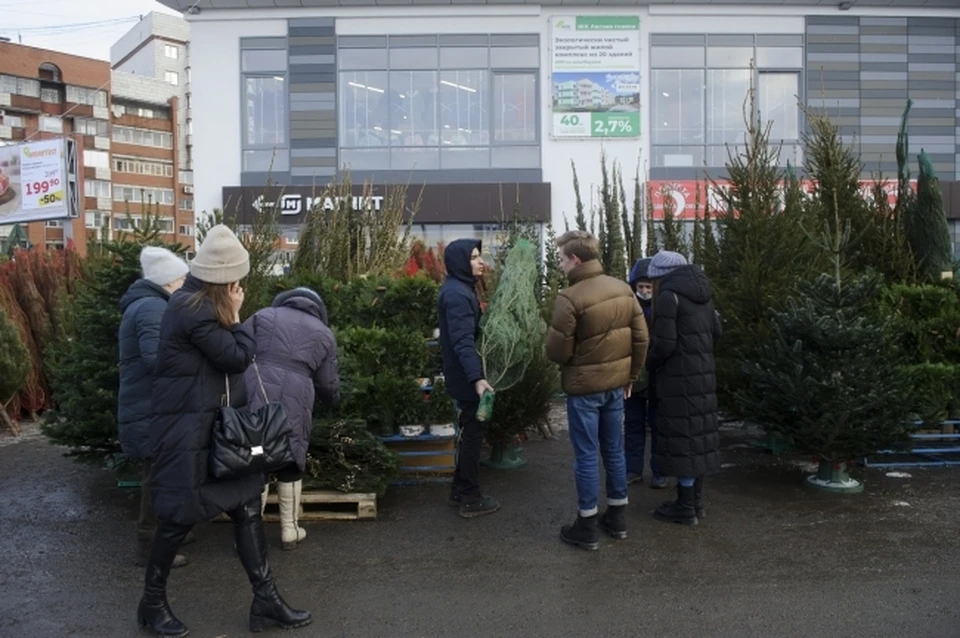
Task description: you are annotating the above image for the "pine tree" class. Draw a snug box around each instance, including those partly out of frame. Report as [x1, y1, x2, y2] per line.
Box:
[599, 152, 626, 277]
[630, 165, 644, 263]
[905, 150, 953, 282]
[571, 161, 588, 232]
[644, 182, 659, 256]
[0, 307, 29, 435]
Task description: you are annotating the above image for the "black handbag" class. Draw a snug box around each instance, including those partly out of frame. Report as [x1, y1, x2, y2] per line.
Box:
[210, 361, 294, 480]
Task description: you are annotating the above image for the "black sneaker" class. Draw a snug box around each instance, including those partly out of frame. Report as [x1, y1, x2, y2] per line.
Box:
[458, 493, 500, 518]
[448, 486, 461, 507]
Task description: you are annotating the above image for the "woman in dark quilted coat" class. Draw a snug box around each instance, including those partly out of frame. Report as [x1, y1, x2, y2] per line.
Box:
[139, 225, 310, 637]
[645, 251, 722, 526]
[245, 287, 341, 551]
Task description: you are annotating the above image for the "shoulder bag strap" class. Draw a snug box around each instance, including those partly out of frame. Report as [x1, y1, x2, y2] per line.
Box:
[252, 358, 269, 404]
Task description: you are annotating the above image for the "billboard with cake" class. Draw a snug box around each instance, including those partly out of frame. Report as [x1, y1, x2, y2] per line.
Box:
[0, 138, 77, 225]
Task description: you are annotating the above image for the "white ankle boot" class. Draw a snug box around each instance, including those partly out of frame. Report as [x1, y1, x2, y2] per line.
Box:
[277, 480, 307, 550]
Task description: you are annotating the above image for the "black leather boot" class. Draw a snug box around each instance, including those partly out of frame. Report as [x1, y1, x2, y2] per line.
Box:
[560, 514, 599, 550]
[137, 522, 192, 637]
[694, 477, 705, 519]
[654, 485, 698, 525]
[598, 505, 627, 540]
[231, 500, 312, 633]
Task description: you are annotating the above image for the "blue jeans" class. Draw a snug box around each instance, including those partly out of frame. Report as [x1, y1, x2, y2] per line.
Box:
[624, 394, 662, 479]
[567, 389, 629, 517]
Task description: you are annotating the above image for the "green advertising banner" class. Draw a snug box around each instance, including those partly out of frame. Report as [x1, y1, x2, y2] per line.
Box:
[551, 16, 641, 138]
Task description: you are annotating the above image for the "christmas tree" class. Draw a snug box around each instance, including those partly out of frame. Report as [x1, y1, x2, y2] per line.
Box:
[905, 150, 954, 282]
[0, 307, 29, 435]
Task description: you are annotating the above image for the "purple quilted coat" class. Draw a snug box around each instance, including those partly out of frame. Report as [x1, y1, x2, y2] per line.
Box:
[243, 289, 340, 471]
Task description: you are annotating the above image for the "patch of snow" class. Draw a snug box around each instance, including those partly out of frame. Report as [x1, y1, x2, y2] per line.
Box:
[885, 472, 912, 479]
[721, 463, 737, 469]
[792, 461, 820, 473]
[892, 501, 911, 507]
[807, 475, 861, 489]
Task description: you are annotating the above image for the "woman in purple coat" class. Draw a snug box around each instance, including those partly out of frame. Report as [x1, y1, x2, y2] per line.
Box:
[244, 287, 341, 550]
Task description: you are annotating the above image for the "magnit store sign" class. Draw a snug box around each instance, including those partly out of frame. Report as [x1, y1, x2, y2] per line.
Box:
[251, 192, 386, 217]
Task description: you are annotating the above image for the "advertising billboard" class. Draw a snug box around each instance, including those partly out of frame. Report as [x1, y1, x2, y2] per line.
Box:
[0, 138, 79, 225]
[551, 16, 641, 138]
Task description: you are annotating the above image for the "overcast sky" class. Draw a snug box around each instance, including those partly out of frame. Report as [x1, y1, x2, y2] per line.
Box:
[0, 0, 182, 62]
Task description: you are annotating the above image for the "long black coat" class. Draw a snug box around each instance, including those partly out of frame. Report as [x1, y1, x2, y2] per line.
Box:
[148, 275, 262, 525]
[646, 265, 722, 478]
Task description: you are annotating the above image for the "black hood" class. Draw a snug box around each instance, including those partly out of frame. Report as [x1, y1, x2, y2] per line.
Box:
[658, 264, 712, 305]
[273, 287, 328, 325]
[119, 278, 170, 312]
[628, 257, 652, 286]
[445, 238, 481, 285]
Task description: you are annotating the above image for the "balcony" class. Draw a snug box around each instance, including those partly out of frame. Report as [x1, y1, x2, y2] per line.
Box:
[92, 106, 109, 121]
[95, 167, 111, 181]
[97, 197, 112, 211]
[0, 125, 11, 140]
[94, 136, 110, 150]
[0, 94, 10, 107]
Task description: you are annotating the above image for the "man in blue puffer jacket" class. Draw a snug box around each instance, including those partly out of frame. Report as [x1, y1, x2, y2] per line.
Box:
[118, 246, 191, 568]
[624, 257, 667, 489]
[437, 238, 499, 518]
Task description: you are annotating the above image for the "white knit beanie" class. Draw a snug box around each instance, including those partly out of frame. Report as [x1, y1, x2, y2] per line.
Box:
[189, 224, 250, 284]
[647, 250, 688, 278]
[140, 246, 189, 287]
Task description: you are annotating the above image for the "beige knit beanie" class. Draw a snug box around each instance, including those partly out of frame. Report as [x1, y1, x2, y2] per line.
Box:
[189, 224, 250, 284]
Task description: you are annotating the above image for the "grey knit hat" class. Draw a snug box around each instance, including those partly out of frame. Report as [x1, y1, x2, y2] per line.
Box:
[189, 224, 250, 284]
[647, 250, 688, 278]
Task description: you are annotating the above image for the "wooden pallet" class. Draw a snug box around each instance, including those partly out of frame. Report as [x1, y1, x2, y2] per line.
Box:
[215, 490, 377, 522]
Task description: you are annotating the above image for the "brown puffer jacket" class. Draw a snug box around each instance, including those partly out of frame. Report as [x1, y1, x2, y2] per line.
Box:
[546, 259, 649, 396]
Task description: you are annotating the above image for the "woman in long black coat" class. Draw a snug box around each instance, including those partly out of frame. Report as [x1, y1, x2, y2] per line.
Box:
[139, 225, 311, 637]
[644, 251, 722, 526]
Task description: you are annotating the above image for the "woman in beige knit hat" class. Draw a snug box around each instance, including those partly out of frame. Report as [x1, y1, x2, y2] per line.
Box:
[138, 225, 311, 636]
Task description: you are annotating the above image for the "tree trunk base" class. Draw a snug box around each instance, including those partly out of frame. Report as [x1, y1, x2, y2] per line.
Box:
[805, 460, 863, 494]
[0, 409, 20, 437]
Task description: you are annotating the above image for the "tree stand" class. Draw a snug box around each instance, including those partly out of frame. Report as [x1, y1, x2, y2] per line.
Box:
[804, 460, 863, 494]
[482, 442, 527, 469]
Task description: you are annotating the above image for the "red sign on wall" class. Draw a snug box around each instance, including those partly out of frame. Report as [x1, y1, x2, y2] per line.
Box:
[646, 180, 914, 221]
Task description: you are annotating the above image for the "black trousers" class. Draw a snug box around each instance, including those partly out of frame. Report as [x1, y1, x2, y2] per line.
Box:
[453, 400, 485, 498]
[274, 463, 302, 483]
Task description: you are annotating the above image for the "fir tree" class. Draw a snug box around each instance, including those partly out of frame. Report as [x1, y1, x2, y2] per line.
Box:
[657, 185, 688, 255]
[905, 150, 954, 282]
[644, 182, 659, 256]
[736, 208, 913, 463]
[599, 152, 626, 277]
[630, 165, 644, 263]
[41, 222, 183, 464]
[571, 161, 588, 232]
[0, 307, 29, 435]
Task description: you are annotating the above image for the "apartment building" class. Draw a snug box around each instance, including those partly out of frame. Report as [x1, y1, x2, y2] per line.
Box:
[0, 40, 109, 253]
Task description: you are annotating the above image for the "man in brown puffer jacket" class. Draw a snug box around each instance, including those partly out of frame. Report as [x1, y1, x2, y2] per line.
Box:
[547, 231, 649, 551]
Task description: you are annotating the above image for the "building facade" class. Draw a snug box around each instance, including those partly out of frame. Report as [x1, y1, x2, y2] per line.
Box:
[159, 0, 960, 252]
[0, 41, 110, 253]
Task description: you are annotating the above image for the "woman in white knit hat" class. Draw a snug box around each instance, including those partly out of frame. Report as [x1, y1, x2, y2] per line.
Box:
[118, 246, 190, 570]
[138, 225, 310, 637]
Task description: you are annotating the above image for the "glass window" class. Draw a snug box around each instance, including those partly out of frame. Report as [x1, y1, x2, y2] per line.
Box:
[84, 180, 111, 198]
[389, 48, 439, 70]
[490, 47, 539, 68]
[165, 71, 179, 86]
[40, 116, 62, 133]
[759, 72, 800, 142]
[242, 149, 290, 172]
[164, 45, 179, 59]
[41, 87, 62, 103]
[493, 73, 536, 144]
[340, 71, 389, 147]
[339, 148, 390, 170]
[707, 69, 751, 145]
[242, 50, 287, 73]
[244, 76, 286, 147]
[440, 147, 489, 169]
[652, 70, 704, 146]
[652, 146, 705, 168]
[83, 150, 109, 169]
[439, 70, 488, 146]
[2, 114, 22, 128]
[338, 49, 387, 70]
[389, 71, 438, 146]
[756, 47, 803, 69]
[440, 47, 488, 69]
[707, 47, 754, 68]
[74, 118, 108, 136]
[651, 47, 705, 69]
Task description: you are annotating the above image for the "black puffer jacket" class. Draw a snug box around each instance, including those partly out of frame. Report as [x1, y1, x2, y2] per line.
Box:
[437, 239, 484, 403]
[148, 274, 262, 525]
[646, 265, 722, 477]
[118, 279, 170, 459]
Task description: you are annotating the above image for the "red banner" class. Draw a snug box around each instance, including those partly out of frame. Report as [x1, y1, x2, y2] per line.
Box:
[646, 180, 914, 221]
